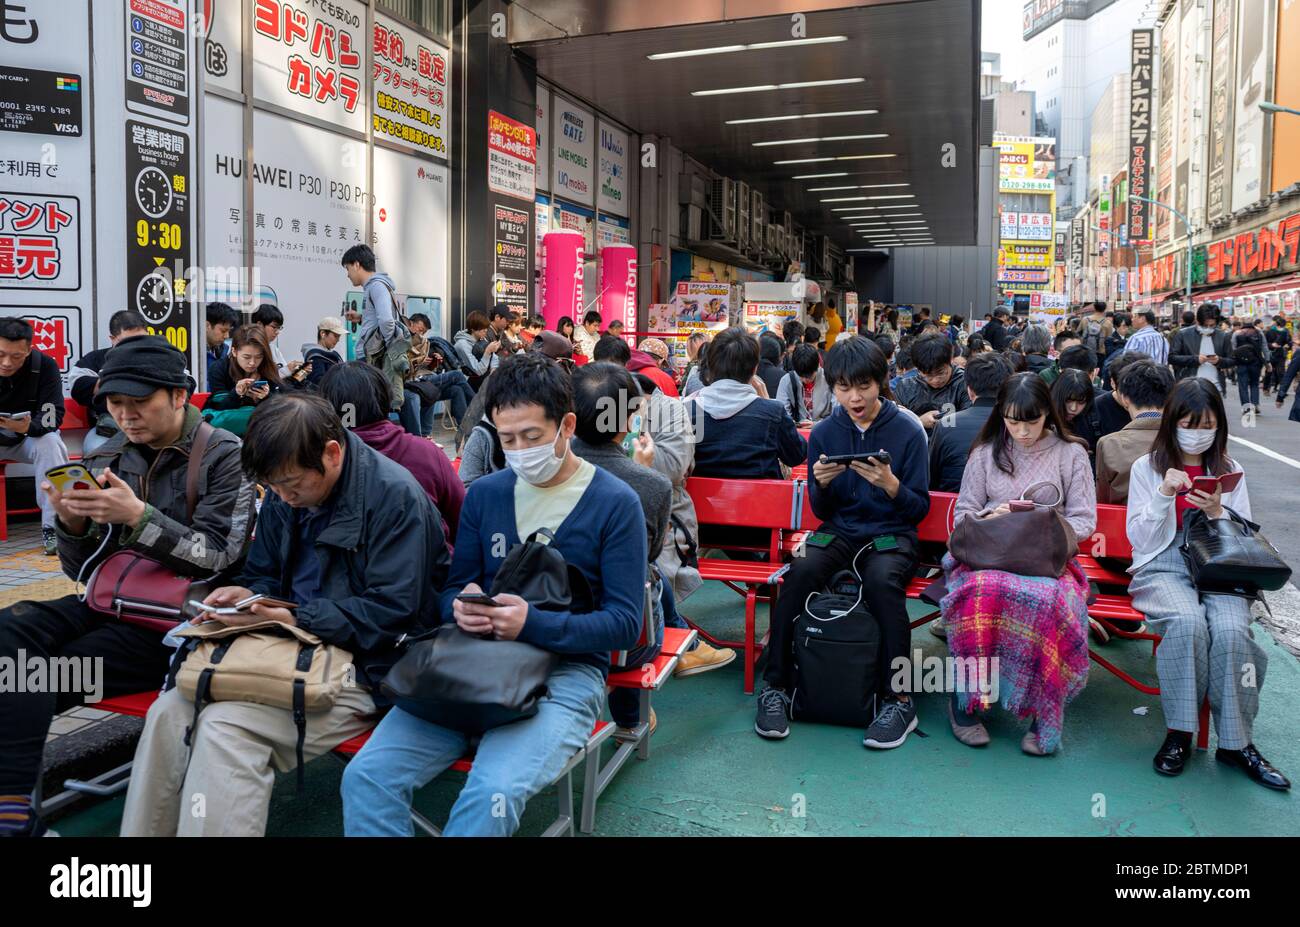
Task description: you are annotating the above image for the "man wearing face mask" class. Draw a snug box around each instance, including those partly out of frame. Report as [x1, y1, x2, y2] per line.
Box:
[341, 352, 647, 836]
[1170, 303, 1233, 385]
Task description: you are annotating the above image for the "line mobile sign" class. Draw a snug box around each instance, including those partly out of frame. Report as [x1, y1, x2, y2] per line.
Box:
[1206, 212, 1300, 285]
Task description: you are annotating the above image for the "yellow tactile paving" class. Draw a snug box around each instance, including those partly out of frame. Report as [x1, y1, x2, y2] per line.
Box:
[0, 576, 77, 609]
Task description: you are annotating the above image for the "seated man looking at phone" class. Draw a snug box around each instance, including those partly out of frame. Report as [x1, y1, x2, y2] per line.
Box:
[119, 393, 449, 836]
[755, 337, 930, 748]
[0, 317, 71, 554]
[341, 352, 646, 837]
[0, 336, 256, 837]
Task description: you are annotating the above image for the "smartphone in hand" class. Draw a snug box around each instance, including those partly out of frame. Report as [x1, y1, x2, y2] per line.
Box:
[45, 464, 100, 493]
[456, 592, 503, 607]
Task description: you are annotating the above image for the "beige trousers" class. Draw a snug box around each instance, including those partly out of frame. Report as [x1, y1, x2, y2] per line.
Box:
[119, 684, 375, 837]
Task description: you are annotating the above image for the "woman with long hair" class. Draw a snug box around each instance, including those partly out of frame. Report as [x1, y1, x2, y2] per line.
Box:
[207, 324, 290, 410]
[1127, 379, 1288, 789]
[1051, 368, 1099, 461]
[941, 372, 1095, 755]
[556, 316, 576, 344]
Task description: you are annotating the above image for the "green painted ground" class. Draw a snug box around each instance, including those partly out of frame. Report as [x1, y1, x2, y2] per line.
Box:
[54, 582, 1300, 837]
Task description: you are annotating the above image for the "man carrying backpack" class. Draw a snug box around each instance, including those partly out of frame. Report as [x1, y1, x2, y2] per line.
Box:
[1080, 301, 1108, 361]
[341, 244, 410, 413]
[1231, 318, 1267, 414]
[120, 394, 448, 836]
[0, 336, 256, 837]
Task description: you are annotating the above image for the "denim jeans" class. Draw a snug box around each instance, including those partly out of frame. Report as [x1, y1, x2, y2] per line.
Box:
[403, 372, 474, 436]
[1236, 364, 1261, 408]
[81, 427, 112, 457]
[341, 660, 605, 836]
[425, 371, 473, 424]
[608, 576, 665, 727]
[397, 393, 422, 435]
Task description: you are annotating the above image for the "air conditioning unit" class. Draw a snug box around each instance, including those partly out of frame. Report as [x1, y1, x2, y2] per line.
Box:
[820, 236, 833, 277]
[681, 204, 704, 241]
[789, 225, 804, 265]
[750, 190, 765, 255]
[767, 207, 785, 256]
[842, 257, 855, 285]
[707, 177, 738, 243]
[678, 173, 709, 209]
[736, 182, 751, 251]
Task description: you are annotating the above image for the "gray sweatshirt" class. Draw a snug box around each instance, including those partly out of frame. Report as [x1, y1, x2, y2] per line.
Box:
[358, 272, 398, 347]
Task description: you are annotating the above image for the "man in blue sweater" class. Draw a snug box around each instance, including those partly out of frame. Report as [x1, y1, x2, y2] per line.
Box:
[342, 352, 646, 837]
[755, 337, 931, 750]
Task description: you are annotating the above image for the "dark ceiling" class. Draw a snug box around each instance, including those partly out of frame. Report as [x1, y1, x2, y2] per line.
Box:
[512, 0, 980, 252]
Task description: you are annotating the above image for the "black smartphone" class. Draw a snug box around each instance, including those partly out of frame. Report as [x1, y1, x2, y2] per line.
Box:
[819, 450, 892, 467]
[252, 380, 269, 389]
[456, 592, 502, 607]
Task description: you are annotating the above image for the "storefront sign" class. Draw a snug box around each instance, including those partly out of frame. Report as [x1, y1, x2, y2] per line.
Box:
[596, 213, 630, 250]
[1206, 211, 1300, 284]
[493, 203, 530, 313]
[1232, 0, 1273, 212]
[126, 120, 192, 337]
[0, 192, 80, 289]
[597, 123, 629, 216]
[1206, 2, 1232, 221]
[1000, 243, 1051, 268]
[372, 14, 449, 157]
[0, 65, 83, 137]
[487, 110, 536, 202]
[126, 0, 190, 124]
[995, 135, 1056, 193]
[552, 97, 594, 206]
[1128, 28, 1153, 241]
[252, 0, 364, 133]
[551, 198, 594, 255]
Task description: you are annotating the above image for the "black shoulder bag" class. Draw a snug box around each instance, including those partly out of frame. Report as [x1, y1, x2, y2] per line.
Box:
[1180, 507, 1291, 603]
[380, 529, 592, 733]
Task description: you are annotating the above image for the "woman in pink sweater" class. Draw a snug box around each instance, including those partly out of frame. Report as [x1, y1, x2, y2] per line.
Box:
[942, 373, 1096, 755]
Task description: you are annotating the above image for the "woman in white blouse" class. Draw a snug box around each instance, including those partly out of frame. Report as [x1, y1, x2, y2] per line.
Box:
[1127, 378, 1288, 791]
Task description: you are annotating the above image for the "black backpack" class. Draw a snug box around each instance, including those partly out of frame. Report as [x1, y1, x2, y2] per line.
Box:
[1233, 330, 1264, 366]
[791, 568, 881, 727]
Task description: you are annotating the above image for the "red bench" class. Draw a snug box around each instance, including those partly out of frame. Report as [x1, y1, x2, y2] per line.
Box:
[684, 476, 803, 693]
[799, 488, 1211, 748]
[0, 393, 211, 542]
[54, 625, 698, 836]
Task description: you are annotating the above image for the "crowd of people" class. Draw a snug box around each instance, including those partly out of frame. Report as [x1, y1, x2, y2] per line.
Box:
[0, 279, 1292, 839]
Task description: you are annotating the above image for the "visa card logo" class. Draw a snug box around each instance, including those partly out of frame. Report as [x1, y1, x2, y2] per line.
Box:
[56, 77, 80, 92]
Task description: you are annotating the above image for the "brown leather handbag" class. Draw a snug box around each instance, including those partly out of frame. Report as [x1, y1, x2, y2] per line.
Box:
[84, 423, 216, 632]
[948, 481, 1079, 578]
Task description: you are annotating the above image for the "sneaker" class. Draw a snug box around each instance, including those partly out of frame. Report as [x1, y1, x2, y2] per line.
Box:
[674, 641, 736, 677]
[42, 527, 56, 556]
[928, 615, 947, 639]
[1088, 617, 1110, 645]
[863, 696, 918, 749]
[754, 686, 791, 739]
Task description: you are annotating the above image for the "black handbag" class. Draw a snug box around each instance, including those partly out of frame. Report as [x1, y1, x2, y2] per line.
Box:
[380, 529, 591, 733]
[1180, 507, 1291, 598]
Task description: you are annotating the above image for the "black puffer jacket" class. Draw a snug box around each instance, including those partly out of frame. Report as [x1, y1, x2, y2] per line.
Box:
[238, 431, 449, 690]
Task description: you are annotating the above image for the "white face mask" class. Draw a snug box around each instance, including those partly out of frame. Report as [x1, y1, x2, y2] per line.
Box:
[504, 430, 567, 485]
[1176, 427, 1216, 455]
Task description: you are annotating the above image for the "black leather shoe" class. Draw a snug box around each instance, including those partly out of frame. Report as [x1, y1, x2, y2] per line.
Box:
[1216, 745, 1292, 791]
[1153, 732, 1193, 777]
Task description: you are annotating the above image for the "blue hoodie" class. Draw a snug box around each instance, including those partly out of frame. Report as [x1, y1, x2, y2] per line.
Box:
[807, 401, 930, 543]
